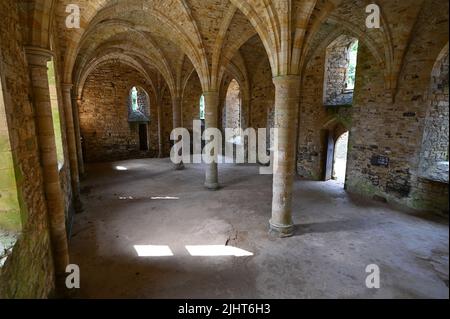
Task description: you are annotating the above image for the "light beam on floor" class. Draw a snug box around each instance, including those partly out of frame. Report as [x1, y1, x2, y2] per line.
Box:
[134, 245, 174, 257]
[119, 196, 134, 200]
[185, 245, 253, 257]
[115, 166, 128, 171]
[151, 196, 179, 200]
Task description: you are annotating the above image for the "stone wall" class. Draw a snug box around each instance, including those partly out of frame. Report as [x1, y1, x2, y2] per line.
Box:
[297, 40, 352, 180]
[0, 1, 55, 298]
[249, 59, 274, 131]
[79, 62, 159, 162]
[345, 2, 449, 215]
[295, 0, 448, 215]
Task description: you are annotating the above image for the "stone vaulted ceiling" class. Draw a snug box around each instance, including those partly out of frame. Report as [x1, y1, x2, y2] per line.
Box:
[21, 0, 447, 101]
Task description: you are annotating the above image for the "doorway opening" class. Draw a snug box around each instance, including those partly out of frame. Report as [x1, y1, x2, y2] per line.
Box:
[333, 131, 349, 184]
[139, 124, 149, 151]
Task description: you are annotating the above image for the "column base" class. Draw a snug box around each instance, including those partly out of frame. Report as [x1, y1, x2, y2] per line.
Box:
[269, 220, 295, 238]
[174, 162, 185, 170]
[204, 182, 220, 190]
[74, 198, 83, 214]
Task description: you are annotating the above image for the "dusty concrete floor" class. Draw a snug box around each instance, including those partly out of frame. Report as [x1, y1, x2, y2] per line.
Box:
[70, 158, 449, 299]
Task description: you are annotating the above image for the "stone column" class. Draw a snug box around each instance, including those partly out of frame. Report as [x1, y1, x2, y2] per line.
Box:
[203, 91, 220, 190]
[172, 96, 184, 169]
[270, 75, 301, 237]
[156, 94, 164, 158]
[25, 47, 70, 292]
[62, 84, 81, 209]
[71, 95, 84, 176]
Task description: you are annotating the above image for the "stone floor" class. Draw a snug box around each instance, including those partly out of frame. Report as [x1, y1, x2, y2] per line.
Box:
[69, 158, 449, 299]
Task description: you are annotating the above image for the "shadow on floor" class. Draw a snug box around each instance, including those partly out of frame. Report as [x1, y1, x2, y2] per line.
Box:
[293, 218, 374, 236]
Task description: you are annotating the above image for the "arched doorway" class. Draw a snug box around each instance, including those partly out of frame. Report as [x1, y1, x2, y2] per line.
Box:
[333, 131, 349, 184]
[322, 120, 349, 187]
[128, 86, 150, 152]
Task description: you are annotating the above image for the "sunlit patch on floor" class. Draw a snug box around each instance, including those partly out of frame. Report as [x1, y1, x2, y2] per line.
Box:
[185, 245, 254, 257]
[134, 245, 174, 257]
[151, 196, 179, 200]
[119, 196, 134, 200]
[115, 166, 128, 171]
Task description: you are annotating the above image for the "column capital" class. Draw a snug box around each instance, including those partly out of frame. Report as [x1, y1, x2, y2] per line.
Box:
[61, 83, 74, 93]
[202, 91, 219, 98]
[172, 95, 182, 103]
[272, 75, 301, 86]
[24, 47, 53, 66]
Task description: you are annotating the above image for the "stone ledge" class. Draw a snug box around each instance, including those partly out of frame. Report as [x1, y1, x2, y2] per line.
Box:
[420, 161, 449, 184]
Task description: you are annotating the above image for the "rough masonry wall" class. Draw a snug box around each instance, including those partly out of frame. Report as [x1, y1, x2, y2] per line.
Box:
[297, 43, 351, 180]
[345, 3, 449, 215]
[0, 1, 55, 298]
[249, 59, 274, 131]
[79, 62, 159, 162]
[295, 0, 448, 215]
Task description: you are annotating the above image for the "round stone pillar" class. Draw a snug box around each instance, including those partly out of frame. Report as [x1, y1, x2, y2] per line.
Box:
[203, 91, 220, 190]
[156, 94, 164, 158]
[172, 96, 184, 170]
[25, 47, 70, 292]
[62, 84, 81, 208]
[71, 95, 84, 176]
[270, 75, 301, 237]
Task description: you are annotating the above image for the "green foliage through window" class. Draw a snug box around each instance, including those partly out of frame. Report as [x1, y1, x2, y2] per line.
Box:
[346, 41, 359, 90]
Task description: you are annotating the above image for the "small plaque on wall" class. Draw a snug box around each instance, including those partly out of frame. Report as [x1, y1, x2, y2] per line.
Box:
[371, 155, 390, 167]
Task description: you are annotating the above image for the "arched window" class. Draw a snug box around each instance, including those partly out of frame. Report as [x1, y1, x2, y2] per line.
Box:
[323, 36, 359, 106]
[199, 95, 205, 120]
[128, 86, 150, 122]
[419, 48, 449, 183]
[0, 67, 21, 266]
[47, 58, 65, 169]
